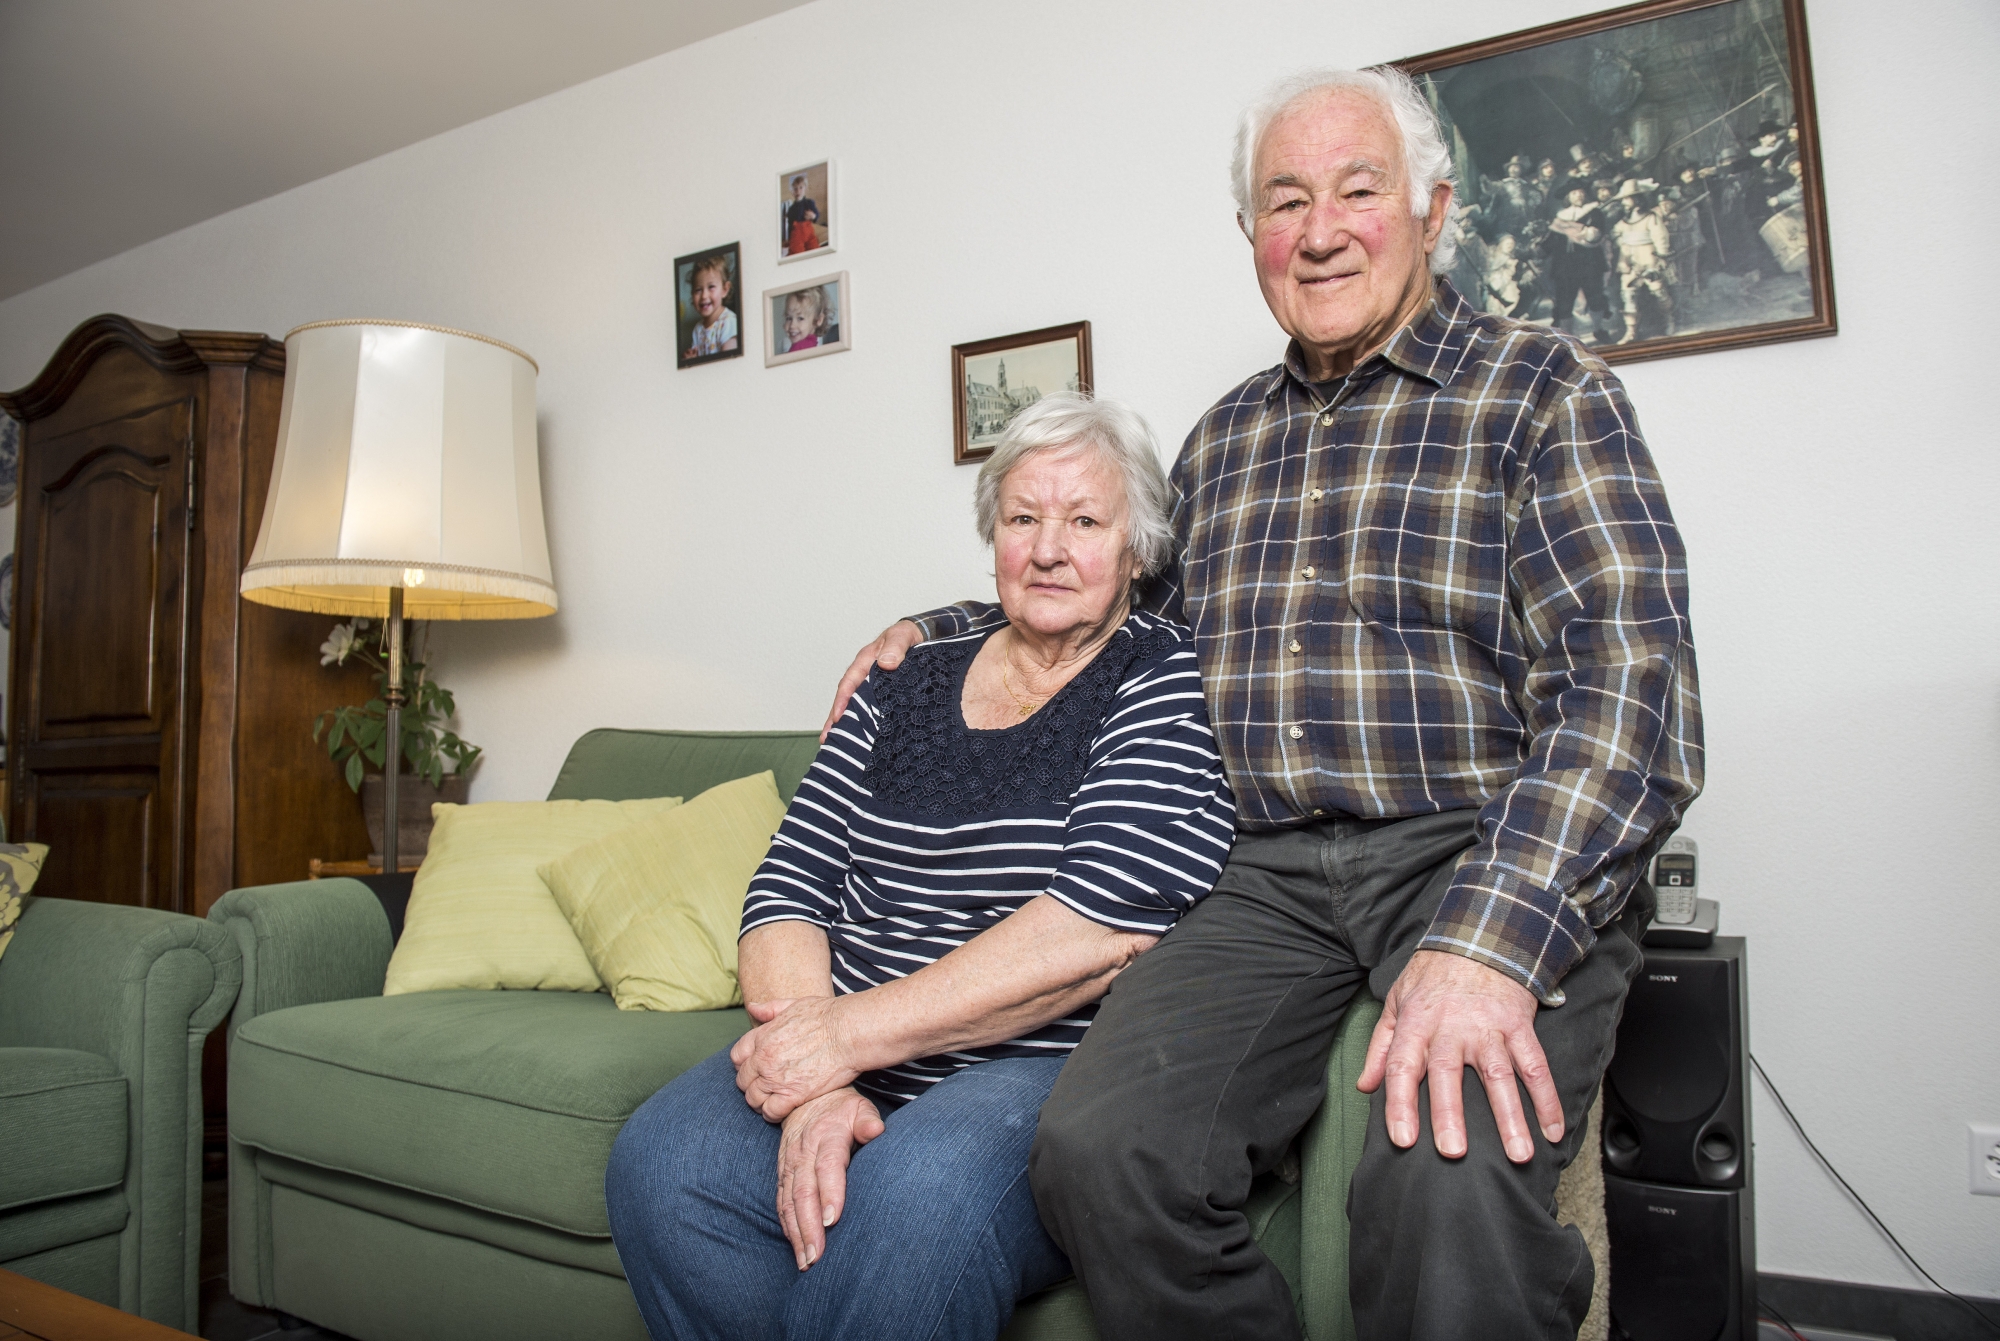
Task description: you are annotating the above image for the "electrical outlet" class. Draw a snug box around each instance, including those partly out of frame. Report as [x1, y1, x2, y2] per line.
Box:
[1971, 1124, 2000, 1197]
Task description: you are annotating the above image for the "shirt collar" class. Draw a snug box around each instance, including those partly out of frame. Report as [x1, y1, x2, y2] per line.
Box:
[1267, 277, 1473, 402]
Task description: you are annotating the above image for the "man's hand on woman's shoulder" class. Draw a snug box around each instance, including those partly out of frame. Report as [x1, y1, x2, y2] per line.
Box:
[821, 620, 925, 740]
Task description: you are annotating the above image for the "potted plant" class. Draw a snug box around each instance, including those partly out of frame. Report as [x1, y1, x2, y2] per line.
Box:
[315, 617, 480, 865]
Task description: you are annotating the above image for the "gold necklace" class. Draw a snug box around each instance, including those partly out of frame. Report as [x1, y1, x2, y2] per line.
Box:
[1000, 657, 1050, 719]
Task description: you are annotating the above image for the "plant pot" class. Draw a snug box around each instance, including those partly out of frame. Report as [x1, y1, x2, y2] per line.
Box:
[360, 773, 471, 867]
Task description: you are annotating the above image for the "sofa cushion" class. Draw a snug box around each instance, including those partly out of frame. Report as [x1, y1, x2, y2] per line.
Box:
[230, 989, 748, 1237]
[543, 772, 785, 1013]
[0, 1186, 127, 1262]
[0, 843, 48, 965]
[384, 797, 684, 998]
[0, 1048, 126, 1212]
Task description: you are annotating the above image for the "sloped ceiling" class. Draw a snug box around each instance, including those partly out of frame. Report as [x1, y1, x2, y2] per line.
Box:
[0, 0, 813, 300]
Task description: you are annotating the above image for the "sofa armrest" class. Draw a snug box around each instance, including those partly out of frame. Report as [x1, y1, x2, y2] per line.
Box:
[1298, 993, 1380, 1341]
[0, 895, 241, 1069]
[207, 880, 393, 1029]
[0, 895, 243, 1329]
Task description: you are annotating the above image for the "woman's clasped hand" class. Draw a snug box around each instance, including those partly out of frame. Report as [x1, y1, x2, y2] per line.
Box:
[732, 994, 862, 1122]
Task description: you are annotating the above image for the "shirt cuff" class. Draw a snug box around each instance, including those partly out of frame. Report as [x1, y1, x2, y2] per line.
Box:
[738, 908, 833, 939]
[1417, 868, 1598, 1006]
[909, 600, 1002, 642]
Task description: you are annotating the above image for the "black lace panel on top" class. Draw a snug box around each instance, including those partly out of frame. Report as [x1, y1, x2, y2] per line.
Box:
[864, 626, 1160, 818]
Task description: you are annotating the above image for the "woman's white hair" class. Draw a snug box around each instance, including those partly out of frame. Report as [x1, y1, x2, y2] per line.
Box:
[1229, 64, 1460, 273]
[973, 392, 1174, 578]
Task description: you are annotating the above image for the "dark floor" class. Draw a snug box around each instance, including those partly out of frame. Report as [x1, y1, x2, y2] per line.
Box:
[199, 1175, 350, 1341]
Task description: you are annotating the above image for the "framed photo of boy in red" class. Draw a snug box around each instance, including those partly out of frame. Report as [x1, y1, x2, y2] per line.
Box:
[777, 161, 834, 265]
[674, 243, 744, 369]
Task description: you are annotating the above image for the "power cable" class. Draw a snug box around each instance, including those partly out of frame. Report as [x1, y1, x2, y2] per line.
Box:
[1755, 1296, 1810, 1340]
[1750, 1053, 2000, 1338]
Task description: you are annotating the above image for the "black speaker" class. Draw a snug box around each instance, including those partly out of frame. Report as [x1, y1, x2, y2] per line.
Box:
[1602, 939, 1749, 1188]
[1603, 936, 1756, 1341]
[1605, 1177, 1751, 1341]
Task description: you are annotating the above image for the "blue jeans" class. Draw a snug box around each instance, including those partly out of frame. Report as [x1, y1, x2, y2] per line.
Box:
[606, 1049, 1071, 1341]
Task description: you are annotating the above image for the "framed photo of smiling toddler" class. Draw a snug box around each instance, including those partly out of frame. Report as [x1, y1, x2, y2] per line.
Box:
[674, 242, 744, 369]
[763, 272, 850, 366]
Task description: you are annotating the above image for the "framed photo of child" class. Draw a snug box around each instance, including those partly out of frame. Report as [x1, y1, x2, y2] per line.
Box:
[674, 243, 744, 369]
[763, 272, 850, 366]
[777, 160, 835, 265]
[951, 321, 1093, 465]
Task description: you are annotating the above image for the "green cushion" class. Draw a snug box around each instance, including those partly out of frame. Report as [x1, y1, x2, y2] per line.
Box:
[545, 728, 820, 805]
[0, 1048, 126, 1211]
[266, 1185, 649, 1341]
[230, 989, 748, 1236]
[2, 1230, 123, 1307]
[255, 1153, 622, 1276]
[0, 1186, 127, 1262]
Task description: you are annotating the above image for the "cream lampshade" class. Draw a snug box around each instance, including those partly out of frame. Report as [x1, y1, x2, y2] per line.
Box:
[242, 319, 557, 619]
[241, 319, 558, 874]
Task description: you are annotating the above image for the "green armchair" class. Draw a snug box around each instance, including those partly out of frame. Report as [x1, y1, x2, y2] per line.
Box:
[0, 895, 243, 1332]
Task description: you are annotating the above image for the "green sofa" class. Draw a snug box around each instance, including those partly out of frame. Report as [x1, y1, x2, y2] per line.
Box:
[212, 728, 1380, 1341]
[0, 895, 243, 1331]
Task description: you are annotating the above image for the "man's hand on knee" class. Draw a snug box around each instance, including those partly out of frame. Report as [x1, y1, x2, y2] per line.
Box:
[1357, 949, 1564, 1165]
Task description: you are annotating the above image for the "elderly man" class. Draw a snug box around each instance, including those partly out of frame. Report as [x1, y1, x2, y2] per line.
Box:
[827, 65, 1700, 1341]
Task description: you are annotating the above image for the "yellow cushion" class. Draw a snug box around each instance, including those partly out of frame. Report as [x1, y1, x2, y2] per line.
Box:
[384, 797, 682, 996]
[0, 843, 50, 964]
[541, 772, 785, 1012]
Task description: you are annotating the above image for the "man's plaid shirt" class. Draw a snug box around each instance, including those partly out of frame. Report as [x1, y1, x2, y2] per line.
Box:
[920, 280, 1703, 1000]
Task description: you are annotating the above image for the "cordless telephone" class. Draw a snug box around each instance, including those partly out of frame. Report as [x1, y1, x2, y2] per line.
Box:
[1653, 837, 1698, 924]
[1644, 834, 1717, 948]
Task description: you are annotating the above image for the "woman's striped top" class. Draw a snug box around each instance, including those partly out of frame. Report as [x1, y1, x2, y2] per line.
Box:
[740, 611, 1236, 1106]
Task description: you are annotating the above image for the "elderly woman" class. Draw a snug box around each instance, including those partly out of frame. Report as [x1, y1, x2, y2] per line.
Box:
[605, 393, 1235, 1341]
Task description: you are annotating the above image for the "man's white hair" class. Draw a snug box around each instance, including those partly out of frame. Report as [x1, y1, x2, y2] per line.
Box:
[1230, 65, 1460, 273]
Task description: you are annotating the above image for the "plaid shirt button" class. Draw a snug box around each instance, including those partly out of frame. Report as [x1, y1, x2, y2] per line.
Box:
[1288, 639, 1302, 653]
[1288, 725, 1304, 740]
[1301, 566, 1316, 578]
[1308, 489, 1323, 501]
[1319, 413, 1334, 426]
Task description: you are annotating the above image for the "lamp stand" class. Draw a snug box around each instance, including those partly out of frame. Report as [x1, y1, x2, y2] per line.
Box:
[382, 587, 406, 875]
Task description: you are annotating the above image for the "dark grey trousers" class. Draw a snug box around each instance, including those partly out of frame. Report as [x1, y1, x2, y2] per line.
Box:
[1028, 810, 1647, 1341]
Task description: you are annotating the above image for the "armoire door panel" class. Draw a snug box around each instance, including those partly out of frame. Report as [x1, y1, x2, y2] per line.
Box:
[28, 399, 189, 738]
[39, 452, 170, 726]
[28, 769, 159, 907]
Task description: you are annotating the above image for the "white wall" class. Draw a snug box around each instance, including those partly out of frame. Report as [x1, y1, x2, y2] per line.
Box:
[2, 0, 1994, 1302]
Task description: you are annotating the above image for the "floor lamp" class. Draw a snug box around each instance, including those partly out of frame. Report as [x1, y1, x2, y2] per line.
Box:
[240, 320, 557, 874]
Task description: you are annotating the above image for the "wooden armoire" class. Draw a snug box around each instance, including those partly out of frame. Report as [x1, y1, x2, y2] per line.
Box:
[0, 314, 375, 917]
